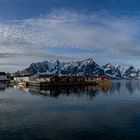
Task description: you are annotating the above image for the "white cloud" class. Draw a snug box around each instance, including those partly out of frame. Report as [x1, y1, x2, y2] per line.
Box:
[0, 9, 140, 72]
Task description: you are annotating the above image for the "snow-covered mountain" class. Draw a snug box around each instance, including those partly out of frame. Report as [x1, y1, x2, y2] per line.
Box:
[103, 63, 140, 79]
[13, 58, 140, 79]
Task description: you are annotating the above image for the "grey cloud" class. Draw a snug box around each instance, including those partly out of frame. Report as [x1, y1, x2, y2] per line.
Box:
[0, 10, 140, 71]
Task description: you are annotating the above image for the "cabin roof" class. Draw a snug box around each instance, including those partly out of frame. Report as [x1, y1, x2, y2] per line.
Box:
[101, 75, 110, 78]
[36, 74, 60, 79]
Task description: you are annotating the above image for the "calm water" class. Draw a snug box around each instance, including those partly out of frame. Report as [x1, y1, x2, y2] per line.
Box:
[0, 81, 140, 140]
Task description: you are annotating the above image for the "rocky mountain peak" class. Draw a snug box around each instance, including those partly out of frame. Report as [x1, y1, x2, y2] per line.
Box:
[13, 58, 140, 80]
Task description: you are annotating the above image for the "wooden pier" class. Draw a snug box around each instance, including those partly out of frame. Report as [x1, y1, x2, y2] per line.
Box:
[28, 81, 98, 90]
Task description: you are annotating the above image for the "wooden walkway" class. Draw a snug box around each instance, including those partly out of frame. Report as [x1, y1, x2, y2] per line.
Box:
[28, 81, 98, 90]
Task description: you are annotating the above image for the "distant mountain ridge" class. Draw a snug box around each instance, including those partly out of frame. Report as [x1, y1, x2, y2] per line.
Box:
[13, 58, 140, 79]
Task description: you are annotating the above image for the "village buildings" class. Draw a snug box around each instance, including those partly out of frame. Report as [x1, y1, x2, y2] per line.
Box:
[13, 73, 111, 86]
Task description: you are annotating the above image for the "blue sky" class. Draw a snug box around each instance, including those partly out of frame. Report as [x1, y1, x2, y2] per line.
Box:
[0, 0, 140, 72]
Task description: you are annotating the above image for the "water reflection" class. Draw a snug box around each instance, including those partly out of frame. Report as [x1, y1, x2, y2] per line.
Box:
[7, 80, 140, 98]
[29, 86, 99, 98]
[29, 80, 140, 97]
[111, 80, 140, 94]
[0, 80, 140, 140]
[0, 82, 12, 91]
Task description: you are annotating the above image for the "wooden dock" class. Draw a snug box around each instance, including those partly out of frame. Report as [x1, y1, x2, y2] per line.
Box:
[95, 80, 112, 86]
[28, 81, 98, 90]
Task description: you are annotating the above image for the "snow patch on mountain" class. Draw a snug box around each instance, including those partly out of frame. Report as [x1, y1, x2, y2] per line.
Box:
[13, 58, 140, 80]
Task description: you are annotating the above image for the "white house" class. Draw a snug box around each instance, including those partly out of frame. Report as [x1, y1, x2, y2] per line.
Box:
[14, 76, 30, 82]
[13, 73, 40, 82]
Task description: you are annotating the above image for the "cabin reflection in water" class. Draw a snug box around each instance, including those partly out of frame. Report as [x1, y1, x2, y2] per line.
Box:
[5, 81, 140, 98]
[29, 83, 112, 98]
[0, 82, 11, 91]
